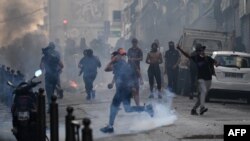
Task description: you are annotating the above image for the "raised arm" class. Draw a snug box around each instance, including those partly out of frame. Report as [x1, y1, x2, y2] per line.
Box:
[177, 45, 191, 59]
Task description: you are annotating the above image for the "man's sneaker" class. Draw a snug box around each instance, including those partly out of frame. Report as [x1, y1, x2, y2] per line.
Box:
[148, 94, 154, 99]
[100, 126, 114, 133]
[191, 109, 198, 115]
[200, 107, 208, 115]
[145, 104, 154, 117]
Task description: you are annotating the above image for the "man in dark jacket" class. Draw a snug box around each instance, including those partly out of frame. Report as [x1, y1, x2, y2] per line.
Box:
[40, 43, 64, 112]
[78, 49, 101, 100]
[177, 44, 216, 116]
[165, 41, 180, 93]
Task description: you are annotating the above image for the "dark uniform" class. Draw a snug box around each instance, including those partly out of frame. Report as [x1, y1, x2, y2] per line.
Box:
[78, 49, 101, 100]
[40, 45, 63, 110]
[165, 44, 180, 92]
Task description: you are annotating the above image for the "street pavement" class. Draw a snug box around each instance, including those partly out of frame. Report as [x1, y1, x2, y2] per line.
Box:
[1, 85, 250, 141]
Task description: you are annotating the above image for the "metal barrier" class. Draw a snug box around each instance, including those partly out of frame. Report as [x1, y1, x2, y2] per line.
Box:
[66, 106, 75, 141]
[37, 93, 93, 141]
[37, 88, 46, 141]
[72, 120, 80, 141]
[81, 118, 93, 141]
[65, 106, 93, 141]
[50, 95, 59, 141]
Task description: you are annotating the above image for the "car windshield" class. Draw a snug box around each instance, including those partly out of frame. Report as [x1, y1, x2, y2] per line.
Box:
[214, 54, 250, 68]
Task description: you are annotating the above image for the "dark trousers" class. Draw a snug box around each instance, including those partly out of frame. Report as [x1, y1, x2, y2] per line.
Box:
[83, 73, 97, 96]
[147, 65, 161, 92]
[167, 67, 178, 92]
[55, 74, 63, 96]
[45, 74, 58, 105]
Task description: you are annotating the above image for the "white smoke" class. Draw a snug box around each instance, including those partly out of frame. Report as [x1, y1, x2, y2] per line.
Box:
[128, 89, 177, 133]
[95, 88, 177, 138]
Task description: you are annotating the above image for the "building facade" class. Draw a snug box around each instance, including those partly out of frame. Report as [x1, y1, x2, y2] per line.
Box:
[48, 0, 116, 44]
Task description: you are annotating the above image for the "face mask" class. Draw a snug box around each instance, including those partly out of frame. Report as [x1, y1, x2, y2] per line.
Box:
[151, 47, 157, 52]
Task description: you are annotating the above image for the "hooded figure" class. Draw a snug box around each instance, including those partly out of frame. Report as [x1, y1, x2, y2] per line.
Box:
[78, 49, 101, 100]
[164, 41, 180, 93]
[40, 43, 64, 112]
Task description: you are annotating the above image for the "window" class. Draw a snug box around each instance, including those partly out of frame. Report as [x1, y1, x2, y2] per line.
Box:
[215, 55, 250, 68]
[113, 11, 121, 22]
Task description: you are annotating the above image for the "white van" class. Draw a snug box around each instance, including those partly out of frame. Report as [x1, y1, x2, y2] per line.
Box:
[179, 28, 232, 53]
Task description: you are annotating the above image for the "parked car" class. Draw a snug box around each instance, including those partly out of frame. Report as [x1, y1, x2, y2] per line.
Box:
[207, 51, 250, 104]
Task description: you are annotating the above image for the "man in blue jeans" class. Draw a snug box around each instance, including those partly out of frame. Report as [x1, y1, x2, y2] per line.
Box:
[100, 48, 154, 133]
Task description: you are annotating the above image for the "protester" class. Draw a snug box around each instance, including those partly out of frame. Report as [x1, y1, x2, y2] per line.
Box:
[154, 39, 166, 86]
[127, 38, 144, 106]
[51, 41, 64, 99]
[100, 48, 154, 133]
[40, 42, 64, 112]
[189, 44, 200, 99]
[78, 49, 101, 100]
[177, 44, 216, 115]
[146, 42, 163, 99]
[165, 41, 180, 93]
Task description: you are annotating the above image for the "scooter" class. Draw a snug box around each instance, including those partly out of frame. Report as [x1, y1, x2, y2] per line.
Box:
[8, 69, 42, 141]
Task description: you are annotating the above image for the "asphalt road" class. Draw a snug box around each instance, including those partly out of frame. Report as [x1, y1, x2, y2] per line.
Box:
[1, 86, 250, 141]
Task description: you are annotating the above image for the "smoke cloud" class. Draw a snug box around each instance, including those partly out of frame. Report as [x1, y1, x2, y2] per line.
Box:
[3, 32, 47, 75]
[0, 0, 45, 46]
